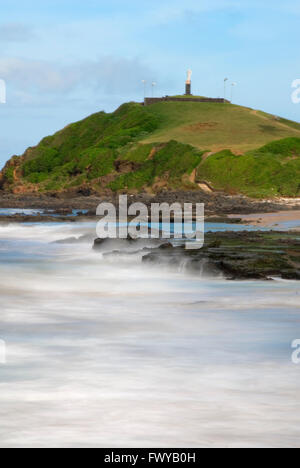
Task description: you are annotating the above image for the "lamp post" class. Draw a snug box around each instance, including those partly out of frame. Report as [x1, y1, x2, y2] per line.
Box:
[224, 78, 228, 102]
[151, 81, 157, 98]
[231, 82, 237, 103]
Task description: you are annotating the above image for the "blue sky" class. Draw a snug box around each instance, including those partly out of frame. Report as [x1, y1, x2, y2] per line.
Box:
[0, 0, 300, 167]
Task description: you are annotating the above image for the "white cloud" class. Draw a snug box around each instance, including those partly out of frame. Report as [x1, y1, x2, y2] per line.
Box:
[0, 56, 153, 96]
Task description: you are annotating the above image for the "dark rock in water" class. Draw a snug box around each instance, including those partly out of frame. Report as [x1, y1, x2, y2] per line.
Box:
[206, 217, 242, 224]
[54, 237, 78, 244]
[142, 231, 300, 280]
[93, 235, 135, 251]
[103, 249, 148, 260]
[93, 236, 164, 253]
[53, 234, 94, 244]
[94, 238, 106, 248]
[51, 208, 71, 215]
[159, 243, 174, 250]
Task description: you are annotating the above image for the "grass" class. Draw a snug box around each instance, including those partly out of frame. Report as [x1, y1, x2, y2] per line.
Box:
[109, 141, 204, 191]
[199, 138, 300, 197]
[1, 100, 300, 198]
[5, 102, 161, 191]
[141, 101, 300, 153]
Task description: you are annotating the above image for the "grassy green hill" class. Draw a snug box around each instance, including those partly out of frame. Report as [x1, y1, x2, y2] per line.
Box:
[142, 101, 300, 153]
[198, 138, 300, 198]
[1, 100, 300, 198]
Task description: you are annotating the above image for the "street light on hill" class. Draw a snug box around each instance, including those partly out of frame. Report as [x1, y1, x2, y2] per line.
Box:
[231, 82, 237, 103]
[224, 78, 228, 102]
[151, 82, 157, 98]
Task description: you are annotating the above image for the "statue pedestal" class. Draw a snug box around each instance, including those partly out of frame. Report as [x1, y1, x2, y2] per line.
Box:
[185, 82, 191, 95]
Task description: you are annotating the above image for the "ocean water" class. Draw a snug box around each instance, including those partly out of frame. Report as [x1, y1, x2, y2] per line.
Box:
[0, 208, 46, 217]
[0, 208, 88, 217]
[0, 222, 299, 448]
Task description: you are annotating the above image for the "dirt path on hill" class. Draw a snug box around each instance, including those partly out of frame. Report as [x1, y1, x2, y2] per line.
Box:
[251, 110, 300, 134]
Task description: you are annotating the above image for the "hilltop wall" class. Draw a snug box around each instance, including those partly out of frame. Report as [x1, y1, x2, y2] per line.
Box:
[144, 96, 229, 106]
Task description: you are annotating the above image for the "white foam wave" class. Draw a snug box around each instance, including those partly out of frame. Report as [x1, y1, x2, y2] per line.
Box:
[0, 223, 300, 447]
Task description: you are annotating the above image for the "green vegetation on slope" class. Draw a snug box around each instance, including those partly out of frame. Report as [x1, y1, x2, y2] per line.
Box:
[198, 138, 300, 197]
[1, 100, 300, 198]
[110, 141, 204, 191]
[1, 102, 161, 192]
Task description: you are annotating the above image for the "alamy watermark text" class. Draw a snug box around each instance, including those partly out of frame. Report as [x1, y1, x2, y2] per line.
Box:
[291, 79, 300, 104]
[291, 339, 300, 364]
[0, 79, 6, 104]
[0, 340, 6, 364]
[96, 196, 205, 250]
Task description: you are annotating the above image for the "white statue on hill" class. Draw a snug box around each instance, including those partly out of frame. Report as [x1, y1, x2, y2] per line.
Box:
[186, 69, 192, 84]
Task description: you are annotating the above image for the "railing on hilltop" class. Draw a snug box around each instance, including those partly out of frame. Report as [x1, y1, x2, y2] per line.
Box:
[143, 97, 230, 106]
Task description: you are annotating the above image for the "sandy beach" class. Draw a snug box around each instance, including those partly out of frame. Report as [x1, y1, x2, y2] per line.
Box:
[228, 210, 300, 229]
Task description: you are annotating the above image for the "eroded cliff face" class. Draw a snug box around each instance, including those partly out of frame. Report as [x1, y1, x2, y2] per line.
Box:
[0, 156, 19, 190]
[0, 154, 38, 194]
